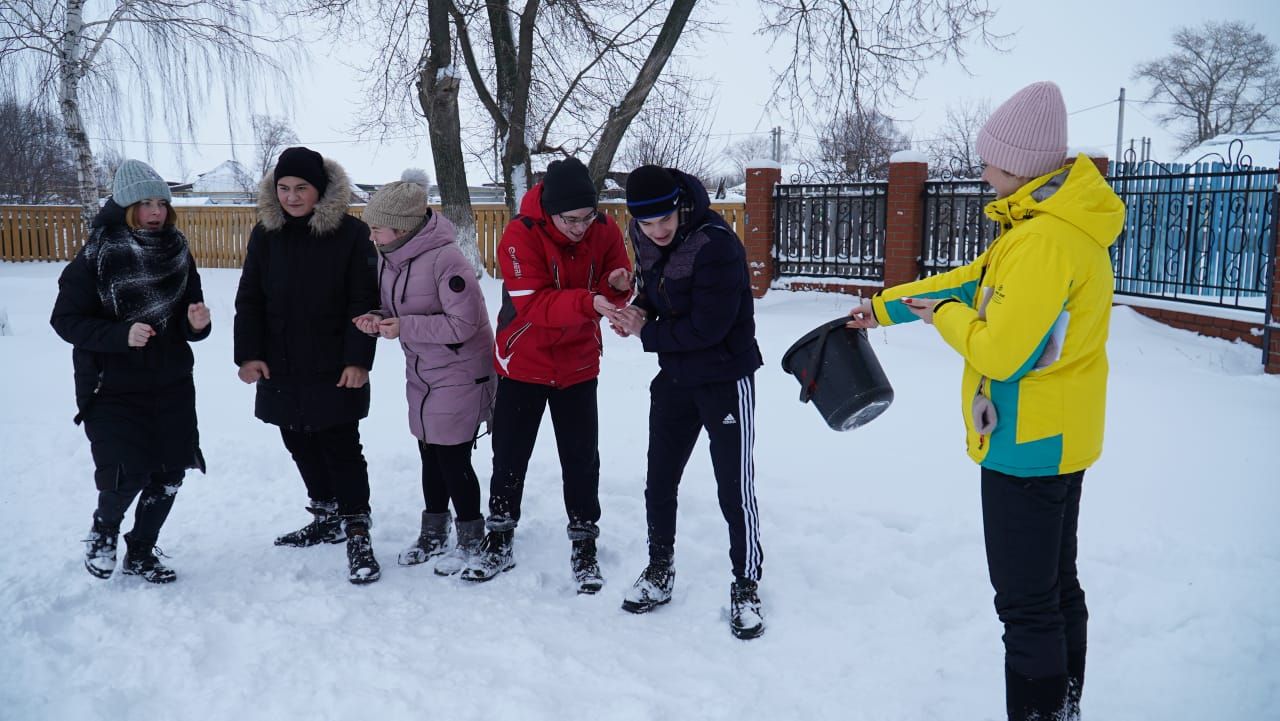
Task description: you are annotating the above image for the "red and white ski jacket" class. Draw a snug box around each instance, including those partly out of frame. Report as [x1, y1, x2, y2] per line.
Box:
[493, 183, 631, 388]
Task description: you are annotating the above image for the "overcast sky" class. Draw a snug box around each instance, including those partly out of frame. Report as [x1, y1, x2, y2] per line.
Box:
[98, 0, 1280, 185]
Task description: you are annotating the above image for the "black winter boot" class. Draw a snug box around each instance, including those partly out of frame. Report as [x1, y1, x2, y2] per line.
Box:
[1005, 665, 1069, 721]
[83, 515, 119, 579]
[461, 529, 515, 582]
[398, 510, 452, 566]
[728, 577, 765, 640]
[344, 517, 381, 585]
[571, 538, 604, 594]
[275, 501, 345, 547]
[621, 547, 675, 614]
[122, 533, 177, 584]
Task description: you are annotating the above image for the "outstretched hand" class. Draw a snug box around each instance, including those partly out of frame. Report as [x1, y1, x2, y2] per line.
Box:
[901, 297, 942, 325]
[845, 299, 879, 329]
[607, 267, 634, 293]
[352, 313, 382, 335]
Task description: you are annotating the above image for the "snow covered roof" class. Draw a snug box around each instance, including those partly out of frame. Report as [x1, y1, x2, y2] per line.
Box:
[1173, 130, 1280, 168]
[192, 160, 256, 194]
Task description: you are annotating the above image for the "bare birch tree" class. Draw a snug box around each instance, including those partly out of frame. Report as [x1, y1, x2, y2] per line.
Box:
[1134, 21, 1280, 153]
[0, 0, 294, 227]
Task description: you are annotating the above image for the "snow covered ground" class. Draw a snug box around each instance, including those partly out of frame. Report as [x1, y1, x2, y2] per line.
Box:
[1, 260, 1277, 720]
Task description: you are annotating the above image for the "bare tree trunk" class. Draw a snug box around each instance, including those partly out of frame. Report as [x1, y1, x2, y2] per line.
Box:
[419, 0, 481, 275]
[486, 0, 538, 213]
[58, 0, 98, 231]
[587, 0, 697, 187]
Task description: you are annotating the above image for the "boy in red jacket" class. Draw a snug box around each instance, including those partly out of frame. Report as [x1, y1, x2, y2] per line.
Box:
[462, 157, 632, 593]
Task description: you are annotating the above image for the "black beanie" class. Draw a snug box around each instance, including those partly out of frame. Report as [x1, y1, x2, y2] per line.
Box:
[625, 165, 681, 220]
[541, 157, 597, 216]
[274, 146, 329, 197]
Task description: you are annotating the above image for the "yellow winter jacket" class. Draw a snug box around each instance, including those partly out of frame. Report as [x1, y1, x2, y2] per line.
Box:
[871, 155, 1124, 476]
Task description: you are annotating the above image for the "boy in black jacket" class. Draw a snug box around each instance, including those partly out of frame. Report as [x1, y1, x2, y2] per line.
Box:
[607, 165, 766, 640]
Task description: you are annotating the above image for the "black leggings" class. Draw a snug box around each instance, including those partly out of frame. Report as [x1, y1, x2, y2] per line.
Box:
[420, 440, 482, 521]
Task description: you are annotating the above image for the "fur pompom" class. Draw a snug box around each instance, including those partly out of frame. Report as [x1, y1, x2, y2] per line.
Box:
[400, 168, 431, 191]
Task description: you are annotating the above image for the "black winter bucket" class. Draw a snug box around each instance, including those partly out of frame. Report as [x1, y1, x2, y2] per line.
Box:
[781, 317, 894, 431]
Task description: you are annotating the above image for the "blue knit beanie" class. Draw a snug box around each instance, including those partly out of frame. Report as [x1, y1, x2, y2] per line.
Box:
[112, 159, 171, 207]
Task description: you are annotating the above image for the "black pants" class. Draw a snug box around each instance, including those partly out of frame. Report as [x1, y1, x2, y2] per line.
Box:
[487, 377, 600, 540]
[93, 468, 185, 545]
[420, 440, 482, 521]
[279, 422, 371, 518]
[982, 467, 1088, 680]
[646, 371, 762, 581]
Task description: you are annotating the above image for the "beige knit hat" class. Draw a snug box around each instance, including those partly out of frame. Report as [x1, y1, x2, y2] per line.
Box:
[976, 81, 1068, 178]
[364, 169, 432, 230]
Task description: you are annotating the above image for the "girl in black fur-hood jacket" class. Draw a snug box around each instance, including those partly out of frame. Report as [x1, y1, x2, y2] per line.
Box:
[51, 158, 211, 585]
[232, 147, 383, 585]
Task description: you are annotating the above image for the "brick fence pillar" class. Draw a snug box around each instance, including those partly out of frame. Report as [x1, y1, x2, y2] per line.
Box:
[1088, 154, 1110, 176]
[884, 154, 929, 288]
[743, 163, 780, 298]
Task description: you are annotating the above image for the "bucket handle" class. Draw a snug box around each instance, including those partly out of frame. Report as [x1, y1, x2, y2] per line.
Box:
[798, 322, 847, 403]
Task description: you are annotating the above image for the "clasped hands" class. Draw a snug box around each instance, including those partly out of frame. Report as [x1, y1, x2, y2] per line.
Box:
[352, 313, 400, 339]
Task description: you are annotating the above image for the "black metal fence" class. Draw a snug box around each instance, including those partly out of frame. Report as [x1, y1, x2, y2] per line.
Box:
[1109, 162, 1276, 312]
[916, 162, 1277, 313]
[921, 180, 998, 277]
[772, 182, 887, 280]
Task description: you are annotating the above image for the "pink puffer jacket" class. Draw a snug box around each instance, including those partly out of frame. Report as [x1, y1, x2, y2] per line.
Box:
[376, 212, 495, 445]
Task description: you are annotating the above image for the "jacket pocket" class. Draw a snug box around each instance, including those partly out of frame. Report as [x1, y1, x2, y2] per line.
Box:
[1014, 376, 1064, 444]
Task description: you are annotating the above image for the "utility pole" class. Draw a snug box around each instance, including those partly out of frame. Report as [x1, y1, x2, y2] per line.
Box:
[771, 126, 782, 163]
[1115, 87, 1126, 168]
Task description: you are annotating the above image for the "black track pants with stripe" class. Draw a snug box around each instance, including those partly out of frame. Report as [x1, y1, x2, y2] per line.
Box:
[645, 371, 762, 581]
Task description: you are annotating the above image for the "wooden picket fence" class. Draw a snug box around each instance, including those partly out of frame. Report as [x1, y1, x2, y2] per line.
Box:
[0, 202, 746, 275]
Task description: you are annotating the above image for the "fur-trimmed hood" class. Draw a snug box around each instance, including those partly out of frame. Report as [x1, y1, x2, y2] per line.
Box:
[256, 156, 353, 235]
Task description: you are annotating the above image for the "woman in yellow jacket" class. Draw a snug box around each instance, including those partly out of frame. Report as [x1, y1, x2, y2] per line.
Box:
[848, 81, 1124, 721]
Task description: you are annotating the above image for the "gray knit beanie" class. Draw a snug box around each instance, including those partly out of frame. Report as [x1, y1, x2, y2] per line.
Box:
[364, 169, 432, 230]
[112, 159, 171, 207]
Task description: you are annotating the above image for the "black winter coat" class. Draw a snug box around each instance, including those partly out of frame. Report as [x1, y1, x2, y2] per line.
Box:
[631, 169, 763, 386]
[50, 203, 209, 485]
[233, 158, 379, 431]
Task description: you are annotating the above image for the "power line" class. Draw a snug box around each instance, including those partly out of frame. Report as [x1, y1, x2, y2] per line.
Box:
[88, 133, 423, 147]
[1069, 99, 1117, 116]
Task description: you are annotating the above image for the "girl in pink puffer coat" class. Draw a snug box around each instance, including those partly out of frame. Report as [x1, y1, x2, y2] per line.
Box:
[354, 170, 496, 575]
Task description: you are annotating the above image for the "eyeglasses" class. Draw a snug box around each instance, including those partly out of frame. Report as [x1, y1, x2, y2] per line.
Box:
[556, 211, 598, 228]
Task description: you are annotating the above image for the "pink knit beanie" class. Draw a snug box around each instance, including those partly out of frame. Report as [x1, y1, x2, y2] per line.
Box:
[976, 81, 1068, 178]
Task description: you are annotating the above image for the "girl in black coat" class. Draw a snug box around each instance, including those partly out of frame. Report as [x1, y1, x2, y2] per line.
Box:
[232, 147, 383, 585]
[51, 159, 211, 584]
